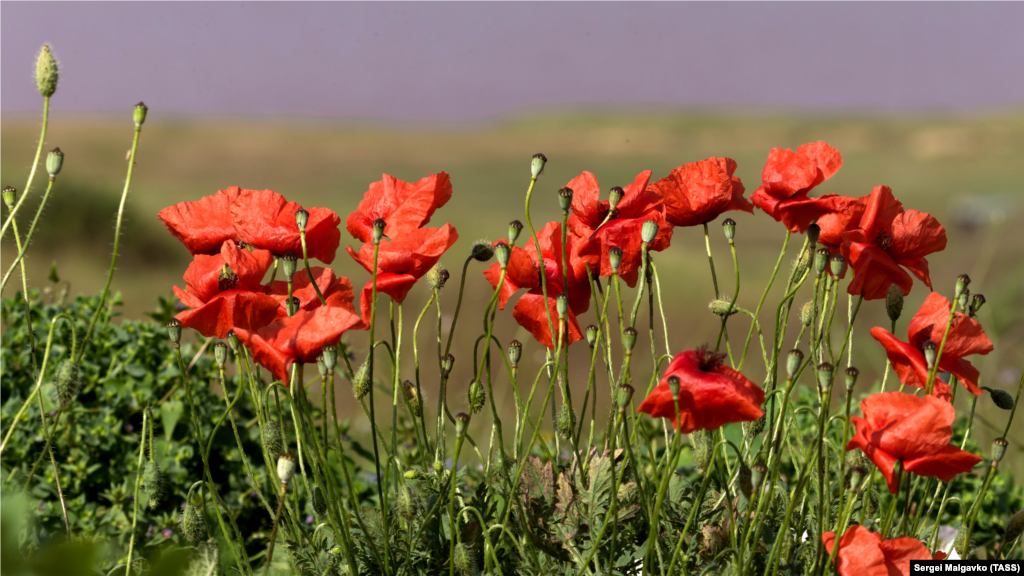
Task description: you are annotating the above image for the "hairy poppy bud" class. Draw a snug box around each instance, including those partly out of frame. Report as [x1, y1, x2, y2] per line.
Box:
[508, 220, 523, 244]
[167, 318, 182, 345]
[752, 461, 768, 493]
[294, 209, 309, 232]
[800, 301, 815, 326]
[214, 342, 228, 368]
[316, 354, 328, 378]
[608, 186, 624, 211]
[470, 241, 494, 262]
[455, 412, 471, 436]
[608, 247, 623, 273]
[792, 247, 811, 279]
[710, 299, 738, 317]
[616, 384, 634, 410]
[642, 220, 659, 244]
[585, 325, 598, 347]
[555, 293, 568, 318]
[426, 263, 448, 290]
[36, 45, 59, 97]
[667, 375, 681, 400]
[54, 360, 81, 411]
[922, 340, 937, 369]
[181, 498, 206, 544]
[816, 363, 833, 393]
[830, 254, 846, 278]
[992, 437, 1008, 463]
[531, 153, 547, 178]
[738, 461, 753, 501]
[403, 469, 419, 480]
[955, 274, 971, 298]
[46, 148, 64, 178]
[807, 223, 820, 248]
[845, 367, 859, 391]
[277, 452, 297, 484]
[787, 349, 804, 380]
[442, 353, 455, 377]
[721, 218, 736, 243]
[351, 361, 370, 399]
[494, 241, 511, 269]
[372, 218, 386, 244]
[403, 381, 422, 417]
[814, 247, 829, 276]
[2, 186, 16, 209]
[743, 415, 765, 439]
[322, 343, 338, 372]
[226, 330, 240, 352]
[558, 187, 573, 212]
[557, 404, 575, 439]
[886, 284, 904, 323]
[693, 429, 714, 474]
[849, 466, 868, 493]
[467, 381, 486, 414]
[981, 386, 1015, 410]
[508, 340, 522, 367]
[142, 461, 165, 509]
[622, 327, 638, 353]
[398, 486, 417, 520]
[969, 294, 985, 318]
[312, 486, 327, 516]
[133, 102, 148, 127]
[453, 543, 475, 576]
[262, 421, 284, 461]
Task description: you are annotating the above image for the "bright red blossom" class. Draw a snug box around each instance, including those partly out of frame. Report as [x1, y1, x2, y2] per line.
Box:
[231, 189, 342, 263]
[158, 187, 242, 255]
[647, 157, 753, 228]
[822, 525, 937, 576]
[870, 293, 993, 399]
[840, 185, 946, 300]
[566, 170, 672, 288]
[847, 392, 982, 493]
[483, 222, 591, 349]
[637, 348, 765, 433]
[346, 173, 452, 243]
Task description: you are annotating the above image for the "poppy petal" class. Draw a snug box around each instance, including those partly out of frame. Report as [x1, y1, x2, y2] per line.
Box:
[511, 292, 583, 350]
[158, 187, 242, 255]
[359, 273, 419, 326]
[904, 444, 983, 483]
[346, 172, 453, 243]
[175, 290, 282, 338]
[842, 242, 914, 301]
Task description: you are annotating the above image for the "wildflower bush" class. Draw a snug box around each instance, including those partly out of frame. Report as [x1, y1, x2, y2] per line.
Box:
[2, 44, 1023, 576]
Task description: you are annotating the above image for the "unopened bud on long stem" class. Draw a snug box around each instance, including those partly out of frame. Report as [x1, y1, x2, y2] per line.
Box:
[36, 45, 58, 98]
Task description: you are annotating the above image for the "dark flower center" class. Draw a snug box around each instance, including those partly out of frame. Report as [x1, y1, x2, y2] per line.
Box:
[218, 265, 238, 292]
[694, 344, 726, 372]
[874, 229, 893, 253]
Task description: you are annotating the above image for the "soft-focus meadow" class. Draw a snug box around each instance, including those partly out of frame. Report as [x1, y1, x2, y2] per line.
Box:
[3, 111, 1023, 473]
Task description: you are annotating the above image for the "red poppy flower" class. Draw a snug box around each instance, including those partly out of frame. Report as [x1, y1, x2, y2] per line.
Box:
[173, 241, 281, 338]
[231, 189, 342, 264]
[158, 187, 242, 255]
[637, 347, 765, 433]
[566, 170, 672, 288]
[346, 172, 452, 243]
[357, 273, 420, 326]
[647, 157, 753, 228]
[870, 293, 993, 399]
[482, 221, 590, 349]
[847, 392, 982, 493]
[751, 142, 856, 233]
[234, 306, 366, 384]
[268, 266, 357, 317]
[348, 224, 459, 308]
[822, 525, 934, 576]
[840, 185, 946, 300]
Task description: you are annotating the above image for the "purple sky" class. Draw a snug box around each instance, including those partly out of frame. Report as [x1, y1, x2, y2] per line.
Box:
[3, 2, 1023, 121]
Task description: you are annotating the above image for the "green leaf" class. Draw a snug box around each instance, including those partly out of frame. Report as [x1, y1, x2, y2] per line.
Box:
[161, 399, 184, 441]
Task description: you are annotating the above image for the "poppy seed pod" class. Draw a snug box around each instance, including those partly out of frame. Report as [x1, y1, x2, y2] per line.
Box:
[845, 367, 859, 391]
[36, 45, 59, 97]
[721, 218, 736, 243]
[508, 340, 522, 367]
[969, 294, 986, 318]
[213, 342, 228, 367]
[226, 330, 240, 352]
[508, 220, 523, 244]
[470, 241, 494, 262]
[981, 386, 1015, 410]
[312, 486, 327, 517]
[616, 384, 634, 410]
[667, 375, 681, 400]
[622, 327, 638, 353]
[642, 220, 659, 244]
[321, 343, 338, 372]
[531, 153, 547, 178]
[816, 363, 834, 393]
[46, 148, 64, 178]
[709, 299, 738, 317]
[829, 254, 846, 278]
[54, 360, 81, 411]
[922, 340, 937, 369]
[494, 241, 511, 269]
[585, 325, 599, 347]
[351, 361, 370, 399]
[467, 381, 486, 414]
[608, 247, 623, 273]
[2, 186, 16, 209]
[555, 293, 568, 318]
[751, 461, 768, 493]
[372, 218, 387, 244]
[294, 208, 309, 232]
[316, 354, 328, 378]
[557, 404, 575, 439]
[886, 284, 904, 323]
[992, 437, 1008, 463]
[426, 263, 448, 290]
[167, 318, 182, 345]
[455, 412, 471, 436]
[955, 274, 971, 297]
[814, 247, 830, 276]
[787, 349, 804, 379]
[558, 187, 574, 212]
[807, 223, 821, 248]
[849, 466, 868, 493]
[608, 186, 625, 211]
[262, 421, 284, 461]
[442, 353, 455, 377]
[133, 102, 148, 127]
[277, 452, 297, 484]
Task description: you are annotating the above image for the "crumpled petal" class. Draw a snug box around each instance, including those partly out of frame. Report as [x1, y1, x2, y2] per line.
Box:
[231, 189, 341, 263]
[348, 224, 458, 279]
[346, 172, 452, 243]
[158, 187, 241, 255]
[175, 290, 282, 338]
[647, 157, 752, 228]
[760, 141, 842, 199]
[178, 241, 273, 306]
[907, 293, 993, 359]
[822, 526, 889, 576]
[842, 242, 914, 301]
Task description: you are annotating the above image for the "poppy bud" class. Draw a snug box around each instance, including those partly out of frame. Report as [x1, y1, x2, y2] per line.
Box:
[752, 461, 768, 493]
[214, 342, 228, 367]
[642, 220, 659, 244]
[845, 367, 859, 392]
[226, 330, 240, 352]
[787, 349, 803, 380]
[969, 294, 985, 318]
[312, 486, 327, 517]
[616, 384, 634, 410]
[558, 187, 574, 212]
[667, 375, 681, 400]
[955, 274, 971, 298]
[46, 148, 64, 178]
[849, 466, 868, 493]
[54, 360, 81, 411]
[608, 187, 624, 211]
[453, 543, 474, 576]
[181, 499, 206, 544]
[494, 241, 511, 269]
[555, 293, 568, 318]
[403, 381, 422, 417]
[814, 247, 829, 276]
[294, 209, 309, 232]
[829, 254, 846, 278]
[468, 381, 486, 414]
[277, 452, 297, 484]
[287, 296, 300, 317]
[133, 102, 148, 127]
[608, 247, 623, 274]
[709, 299, 738, 317]
[557, 404, 575, 439]
[372, 218, 386, 244]
[992, 437, 1008, 463]
[922, 340, 937, 369]
[262, 421, 284, 461]
[981, 386, 1015, 410]
[738, 461, 753, 501]
[36, 45, 59, 98]
[2, 186, 16, 209]
[398, 486, 417, 520]
[322, 343, 338, 372]
[693, 429, 714, 474]
[426, 263, 448, 290]
[531, 153, 547, 178]
[167, 318, 182, 345]
[886, 284, 904, 323]
[317, 354, 328, 378]
[721, 218, 736, 243]
[807, 223, 820, 248]
[403, 469, 419, 480]
[142, 461, 165, 509]
[351, 361, 370, 399]
[455, 412, 471, 436]
[816, 363, 833, 393]
[470, 241, 494, 262]
[585, 325, 598, 347]
[792, 247, 811, 279]
[800, 301, 815, 327]
[508, 220, 523, 244]
[442, 353, 455, 377]
[508, 340, 522, 367]
[743, 415, 765, 439]
[622, 327, 638, 353]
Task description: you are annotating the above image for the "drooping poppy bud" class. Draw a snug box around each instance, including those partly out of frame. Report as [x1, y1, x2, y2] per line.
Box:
[351, 361, 370, 399]
[787, 349, 804, 380]
[981, 386, 1014, 410]
[642, 220, 659, 244]
[294, 208, 309, 232]
[494, 241, 511, 269]
[167, 318, 182, 345]
[181, 497, 206, 544]
[886, 284, 904, 323]
[54, 360, 80, 411]
[970, 294, 985, 318]
[710, 299, 738, 317]
[455, 412, 471, 436]
[558, 187, 573, 212]
[814, 247, 829, 276]
[955, 274, 971, 298]
[508, 220, 523, 244]
[992, 437, 1008, 463]
[467, 381, 486, 414]
[133, 102, 148, 127]
[531, 153, 547, 178]
[277, 452, 297, 484]
[36, 45, 58, 98]
[470, 241, 494, 262]
[585, 325, 598, 347]
[845, 367, 859, 392]
[508, 340, 522, 367]
[46, 148, 63, 178]
[807, 223, 820, 248]
[817, 363, 834, 393]
[622, 327, 638, 353]
[214, 342, 228, 367]
[372, 218, 386, 244]
[608, 247, 623, 274]
[721, 218, 736, 243]
[608, 186, 624, 211]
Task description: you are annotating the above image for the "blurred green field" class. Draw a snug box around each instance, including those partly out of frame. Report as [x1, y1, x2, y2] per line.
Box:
[2, 111, 1023, 470]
